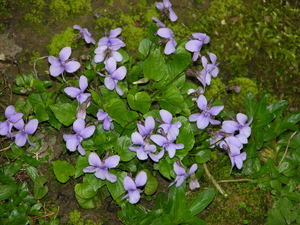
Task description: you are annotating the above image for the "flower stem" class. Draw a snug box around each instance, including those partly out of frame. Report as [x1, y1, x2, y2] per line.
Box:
[203, 162, 228, 198]
[278, 131, 297, 166]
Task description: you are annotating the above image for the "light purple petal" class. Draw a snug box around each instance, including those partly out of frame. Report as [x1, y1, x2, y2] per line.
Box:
[173, 162, 186, 175]
[136, 149, 148, 160]
[59, 47, 71, 62]
[80, 125, 95, 139]
[124, 176, 136, 191]
[15, 132, 27, 147]
[188, 164, 198, 175]
[64, 87, 81, 98]
[109, 28, 122, 38]
[157, 28, 174, 39]
[189, 113, 201, 122]
[77, 144, 86, 155]
[82, 166, 98, 173]
[5, 105, 16, 118]
[65, 136, 80, 152]
[110, 51, 123, 62]
[49, 64, 64, 77]
[196, 113, 210, 129]
[135, 171, 147, 187]
[150, 134, 167, 146]
[98, 37, 109, 46]
[111, 66, 126, 81]
[73, 118, 85, 133]
[236, 113, 248, 126]
[94, 169, 106, 180]
[160, 110, 172, 124]
[164, 40, 176, 55]
[105, 171, 117, 183]
[79, 76, 88, 91]
[25, 119, 38, 134]
[156, 2, 164, 11]
[131, 132, 145, 146]
[222, 121, 239, 134]
[185, 40, 202, 52]
[189, 179, 200, 190]
[97, 109, 108, 120]
[105, 57, 117, 74]
[196, 95, 207, 111]
[149, 149, 164, 162]
[175, 176, 186, 187]
[104, 155, 120, 168]
[128, 190, 141, 204]
[208, 105, 224, 116]
[64, 61, 80, 73]
[88, 152, 102, 167]
[104, 77, 117, 90]
[168, 8, 178, 22]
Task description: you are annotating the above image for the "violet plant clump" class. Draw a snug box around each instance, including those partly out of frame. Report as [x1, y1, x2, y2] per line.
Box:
[7, 1, 299, 224]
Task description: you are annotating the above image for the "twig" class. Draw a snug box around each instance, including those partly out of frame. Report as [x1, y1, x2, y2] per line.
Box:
[0, 146, 11, 151]
[218, 179, 252, 183]
[203, 163, 228, 198]
[278, 131, 298, 166]
[33, 56, 49, 78]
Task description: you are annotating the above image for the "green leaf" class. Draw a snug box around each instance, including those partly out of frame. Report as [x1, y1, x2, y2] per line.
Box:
[127, 92, 151, 114]
[33, 176, 48, 199]
[195, 150, 211, 163]
[143, 48, 167, 81]
[105, 98, 138, 128]
[20, 155, 40, 167]
[0, 184, 18, 201]
[75, 194, 96, 209]
[167, 185, 186, 220]
[106, 171, 127, 200]
[52, 160, 75, 183]
[49, 103, 76, 126]
[139, 38, 152, 56]
[25, 166, 39, 181]
[142, 169, 158, 195]
[152, 214, 178, 225]
[181, 216, 206, 225]
[75, 178, 98, 199]
[33, 103, 49, 122]
[114, 136, 136, 162]
[74, 155, 88, 178]
[140, 209, 163, 225]
[186, 188, 216, 216]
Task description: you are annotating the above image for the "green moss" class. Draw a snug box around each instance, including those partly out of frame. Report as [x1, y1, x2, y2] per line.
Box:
[226, 77, 258, 112]
[204, 77, 227, 101]
[67, 210, 103, 225]
[24, 0, 46, 23]
[49, 0, 92, 21]
[46, 27, 78, 56]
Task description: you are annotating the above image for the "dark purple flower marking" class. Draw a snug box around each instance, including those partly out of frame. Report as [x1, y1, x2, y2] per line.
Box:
[155, 0, 178, 22]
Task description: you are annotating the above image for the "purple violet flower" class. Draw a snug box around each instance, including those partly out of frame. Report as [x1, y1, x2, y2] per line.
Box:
[157, 28, 177, 55]
[189, 95, 224, 129]
[73, 25, 96, 44]
[63, 118, 95, 155]
[48, 47, 81, 81]
[83, 152, 120, 183]
[137, 116, 155, 138]
[97, 57, 126, 96]
[151, 132, 184, 158]
[219, 136, 247, 171]
[200, 53, 219, 86]
[189, 173, 200, 190]
[0, 105, 23, 136]
[122, 171, 147, 204]
[152, 17, 166, 28]
[155, 0, 178, 22]
[12, 119, 38, 147]
[169, 161, 198, 188]
[64, 75, 91, 105]
[129, 132, 164, 162]
[158, 109, 182, 140]
[185, 33, 210, 61]
[222, 113, 252, 138]
[94, 28, 125, 65]
[97, 109, 114, 131]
